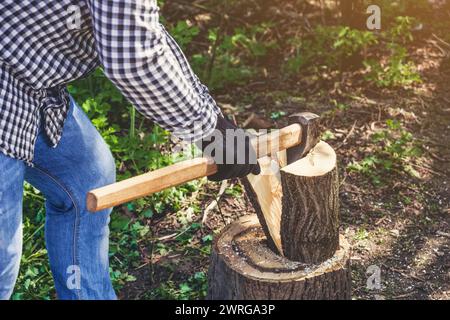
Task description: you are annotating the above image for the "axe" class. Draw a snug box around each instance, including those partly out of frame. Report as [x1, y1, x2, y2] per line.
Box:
[87, 112, 320, 212]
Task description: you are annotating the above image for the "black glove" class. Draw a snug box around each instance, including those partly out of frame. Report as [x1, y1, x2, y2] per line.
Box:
[198, 115, 261, 182]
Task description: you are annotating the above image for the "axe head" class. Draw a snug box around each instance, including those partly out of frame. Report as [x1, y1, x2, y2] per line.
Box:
[286, 112, 321, 165]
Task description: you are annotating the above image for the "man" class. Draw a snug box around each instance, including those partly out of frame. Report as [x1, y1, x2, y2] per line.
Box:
[0, 0, 260, 300]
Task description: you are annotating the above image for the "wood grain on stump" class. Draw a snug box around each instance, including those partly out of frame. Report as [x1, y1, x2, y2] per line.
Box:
[207, 215, 351, 300]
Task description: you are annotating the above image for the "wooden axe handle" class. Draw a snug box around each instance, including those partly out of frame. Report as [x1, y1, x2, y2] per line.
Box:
[87, 124, 302, 212]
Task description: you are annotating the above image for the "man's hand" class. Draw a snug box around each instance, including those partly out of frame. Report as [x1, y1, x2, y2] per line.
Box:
[198, 115, 261, 182]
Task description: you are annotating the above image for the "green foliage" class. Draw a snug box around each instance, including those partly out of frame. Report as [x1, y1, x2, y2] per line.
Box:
[283, 17, 421, 89]
[149, 271, 208, 300]
[231, 24, 276, 58]
[284, 26, 377, 74]
[322, 130, 336, 141]
[12, 186, 54, 300]
[364, 17, 421, 88]
[332, 27, 378, 59]
[169, 21, 200, 51]
[192, 24, 276, 89]
[348, 119, 422, 185]
[354, 228, 370, 241]
[388, 16, 415, 44]
[270, 111, 287, 120]
[224, 183, 244, 198]
[109, 213, 150, 290]
[364, 44, 421, 88]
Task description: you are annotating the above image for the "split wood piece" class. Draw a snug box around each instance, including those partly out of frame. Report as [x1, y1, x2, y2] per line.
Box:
[243, 140, 339, 264]
[207, 214, 352, 300]
[242, 151, 287, 255]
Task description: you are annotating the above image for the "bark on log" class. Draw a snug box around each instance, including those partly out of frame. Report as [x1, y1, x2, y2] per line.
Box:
[207, 215, 351, 300]
[280, 141, 340, 263]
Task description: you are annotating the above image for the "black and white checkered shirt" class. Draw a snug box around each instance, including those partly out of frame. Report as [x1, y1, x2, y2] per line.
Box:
[0, 0, 221, 164]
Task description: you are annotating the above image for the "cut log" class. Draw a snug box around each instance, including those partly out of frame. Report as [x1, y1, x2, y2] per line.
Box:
[207, 215, 352, 300]
[280, 140, 339, 263]
[243, 141, 339, 264]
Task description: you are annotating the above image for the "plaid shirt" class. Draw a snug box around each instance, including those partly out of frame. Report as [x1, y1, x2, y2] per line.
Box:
[0, 0, 221, 164]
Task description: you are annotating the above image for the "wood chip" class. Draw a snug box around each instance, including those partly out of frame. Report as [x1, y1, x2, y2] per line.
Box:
[383, 264, 426, 282]
[336, 120, 357, 150]
[437, 231, 450, 238]
[375, 216, 388, 226]
[393, 292, 415, 299]
[219, 103, 238, 112]
[157, 233, 178, 241]
[202, 180, 228, 224]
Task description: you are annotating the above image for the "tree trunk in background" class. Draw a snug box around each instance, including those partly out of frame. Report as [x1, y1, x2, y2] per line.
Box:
[339, 0, 365, 70]
[339, 0, 365, 29]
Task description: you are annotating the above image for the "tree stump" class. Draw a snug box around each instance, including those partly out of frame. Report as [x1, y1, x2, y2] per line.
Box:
[207, 215, 351, 300]
[208, 140, 351, 300]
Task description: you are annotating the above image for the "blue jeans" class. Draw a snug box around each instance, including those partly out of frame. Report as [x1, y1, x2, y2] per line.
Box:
[0, 97, 117, 300]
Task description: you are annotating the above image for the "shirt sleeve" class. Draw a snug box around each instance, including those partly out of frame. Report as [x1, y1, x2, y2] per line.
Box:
[87, 0, 221, 142]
